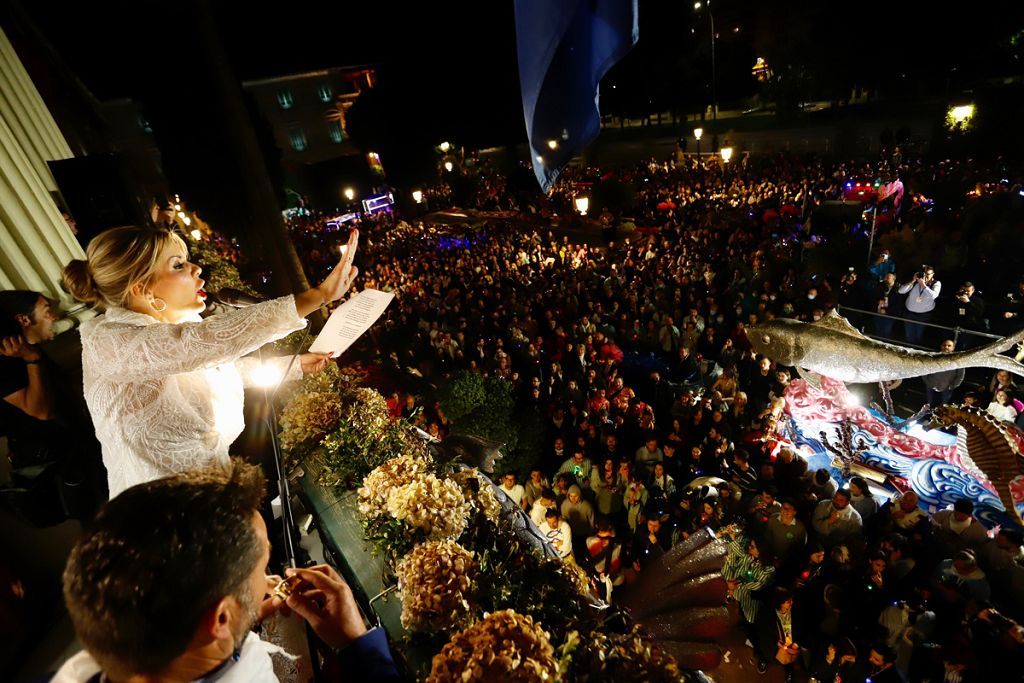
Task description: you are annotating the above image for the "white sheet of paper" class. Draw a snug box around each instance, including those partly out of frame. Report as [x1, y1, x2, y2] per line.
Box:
[308, 289, 395, 357]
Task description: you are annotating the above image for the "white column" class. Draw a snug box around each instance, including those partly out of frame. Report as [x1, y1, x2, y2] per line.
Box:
[0, 27, 84, 306]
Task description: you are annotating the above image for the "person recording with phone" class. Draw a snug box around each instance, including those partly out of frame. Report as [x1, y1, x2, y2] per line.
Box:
[897, 265, 940, 346]
[61, 225, 360, 497]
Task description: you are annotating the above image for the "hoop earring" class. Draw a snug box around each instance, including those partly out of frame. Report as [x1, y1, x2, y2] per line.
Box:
[151, 297, 167, 313]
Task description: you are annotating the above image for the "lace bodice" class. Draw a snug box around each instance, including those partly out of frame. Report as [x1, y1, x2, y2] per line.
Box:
[80, 296, 306, 497]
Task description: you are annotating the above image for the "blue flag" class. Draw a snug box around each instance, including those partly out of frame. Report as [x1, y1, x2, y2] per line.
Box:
[514, 0, 639, 193]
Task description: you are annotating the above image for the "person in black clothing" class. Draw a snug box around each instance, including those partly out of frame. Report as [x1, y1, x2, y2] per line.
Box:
[755, 587, 804, 682]
[873, 271, 902, 340]
[0, 290, 106, 523]
[867, 642, 906, 683]
[950, 281, 986, 348]
[673, 345, 701, 384]
[631, 513, 671, 570]
[747, 356, 774, 413]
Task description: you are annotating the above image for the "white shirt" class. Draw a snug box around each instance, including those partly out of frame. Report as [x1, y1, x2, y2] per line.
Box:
[80, 296, 306, 497]
[544, 519, 574, 559]
[499, 483, 525, 506]
[51, 632, 287, 683]
[986, 401, 1017, 423]
[530, 500, 553, 528]
[898, 279, 941, 313]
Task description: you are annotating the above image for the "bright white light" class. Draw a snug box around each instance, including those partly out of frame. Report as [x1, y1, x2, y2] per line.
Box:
[251, 363, 283, 389]
[343, 187, 355, 201]
[183, 216, 192, 226]
[439, 141, 451, 152]
[535, 155, 544, 163]
[174, 203, 181, 211]
[694, 1, 701, 9]
[575, 196, 590, 216]
[547, 139, 559, 150]
[412, 190, 424, 203]
[177, 211, 186, 220]
[949, 104, 974, 123]
[444, 161, 454, 172]
[720, 146, 734, 163]
[693, 127, 704, 141]
[190, 228, 202, 240]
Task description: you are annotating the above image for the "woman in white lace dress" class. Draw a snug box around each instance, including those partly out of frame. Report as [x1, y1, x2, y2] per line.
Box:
[62, 226, 359, 497]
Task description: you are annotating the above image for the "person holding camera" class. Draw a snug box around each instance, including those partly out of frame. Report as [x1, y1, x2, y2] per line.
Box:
[897, 265, 941, 346]
[951, 281, 985, 348]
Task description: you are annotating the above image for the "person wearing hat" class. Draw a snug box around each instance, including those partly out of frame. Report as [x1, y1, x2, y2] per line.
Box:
[932, 498, 989, 553]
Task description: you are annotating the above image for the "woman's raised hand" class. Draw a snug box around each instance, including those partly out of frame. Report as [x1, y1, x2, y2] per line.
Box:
[317, 229, 360, 304]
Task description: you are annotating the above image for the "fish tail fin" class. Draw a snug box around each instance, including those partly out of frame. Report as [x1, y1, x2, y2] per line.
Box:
[969, 327, 1024, 378]
[975, 353, 1024, 378]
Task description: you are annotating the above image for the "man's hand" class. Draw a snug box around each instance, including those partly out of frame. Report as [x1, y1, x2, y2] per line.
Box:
[258, 574, 290, 622]
[299, 352, 333, 375]
[0, 336, 40, 362]
[284, 565, 367, 650]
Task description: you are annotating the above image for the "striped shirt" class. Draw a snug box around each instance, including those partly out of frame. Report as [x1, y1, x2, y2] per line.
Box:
[724, 538, 775, 623]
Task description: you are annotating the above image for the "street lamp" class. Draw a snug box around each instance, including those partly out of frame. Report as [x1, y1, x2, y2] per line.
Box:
[694, 127, 703, 160]
[575, 196, 590, 216]
[945, 104, 975, 132]
[439, 141, 451, 152]
[343, 187, 356, 201]
[444, 161, 454, 172]
[720, 146, 734, 163]
[547, 139, 559, 150]
[694, 0, 717, 124]
[412, 190, 424, 203]
[190, 228, 202, 240]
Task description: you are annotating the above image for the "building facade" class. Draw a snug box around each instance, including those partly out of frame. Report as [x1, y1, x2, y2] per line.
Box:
[243, 65, 375, 166]
[0, 26, 84, 307]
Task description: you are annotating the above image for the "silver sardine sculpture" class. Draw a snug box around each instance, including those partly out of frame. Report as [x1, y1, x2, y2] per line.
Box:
[748, 310, 1024, 383]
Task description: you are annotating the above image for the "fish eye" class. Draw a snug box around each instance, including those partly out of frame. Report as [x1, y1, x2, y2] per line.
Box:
[762, 334, 771, 344]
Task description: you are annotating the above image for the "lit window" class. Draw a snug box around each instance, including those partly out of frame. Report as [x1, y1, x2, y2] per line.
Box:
[318, 84, 333, 103]
[277, 88, 294, 109]
[327, 120, 344, 143]
[289, 128, 307, 151]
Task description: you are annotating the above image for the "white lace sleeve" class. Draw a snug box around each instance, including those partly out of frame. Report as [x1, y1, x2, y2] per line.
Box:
[84, 296, 306, 383]
[235, 354, 304, 389]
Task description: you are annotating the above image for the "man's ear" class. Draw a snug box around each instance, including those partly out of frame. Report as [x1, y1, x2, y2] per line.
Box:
[14, 313, 32, 330]
[203, 596, 236, 643]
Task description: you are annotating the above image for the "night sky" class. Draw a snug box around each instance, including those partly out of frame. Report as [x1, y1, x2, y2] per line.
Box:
[14, 0, 1024, 231]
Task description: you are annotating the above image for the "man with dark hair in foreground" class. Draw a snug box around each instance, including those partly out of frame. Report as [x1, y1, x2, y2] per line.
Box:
[52, 460, 398, 682]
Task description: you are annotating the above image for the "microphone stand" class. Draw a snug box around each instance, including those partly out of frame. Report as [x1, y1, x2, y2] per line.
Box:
[260, 327, 326, 683]
[259, 337, 306, 569]
[211, 293, 324, 681]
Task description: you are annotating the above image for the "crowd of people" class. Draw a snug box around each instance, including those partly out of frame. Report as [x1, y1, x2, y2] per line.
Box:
[276, 151, 1024, 681]
[2, 148, 1024, 682]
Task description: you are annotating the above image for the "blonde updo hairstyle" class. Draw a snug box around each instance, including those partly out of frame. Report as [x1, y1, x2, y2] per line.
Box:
[62, 226, 188, 311]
